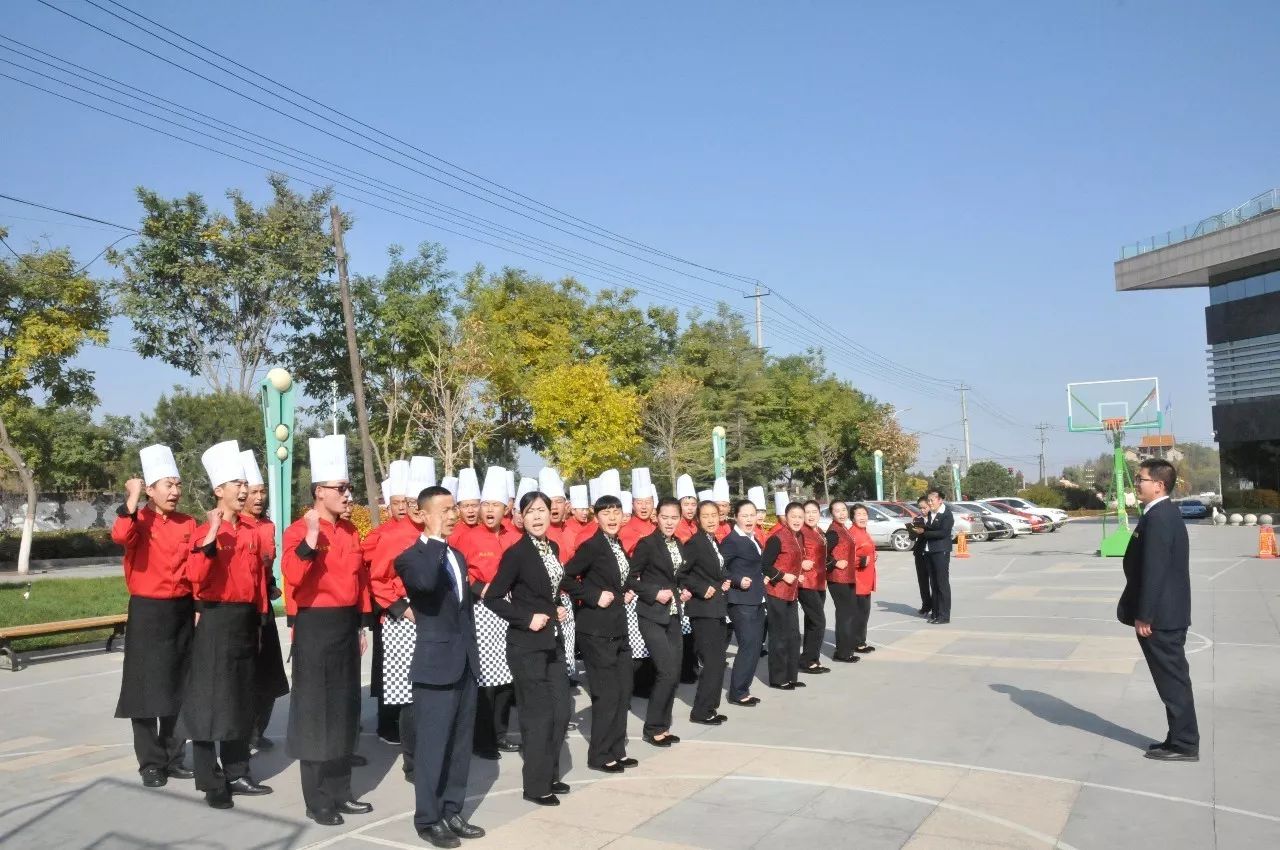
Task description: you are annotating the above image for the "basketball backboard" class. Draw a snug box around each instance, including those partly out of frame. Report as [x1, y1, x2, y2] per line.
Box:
[1066, 377, 1161, 433]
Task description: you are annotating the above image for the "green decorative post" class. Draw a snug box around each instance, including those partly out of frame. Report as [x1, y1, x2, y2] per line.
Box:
[873, 450, 884, 501]
[260, 368, 296, 587]
[712, 426, 727, 480]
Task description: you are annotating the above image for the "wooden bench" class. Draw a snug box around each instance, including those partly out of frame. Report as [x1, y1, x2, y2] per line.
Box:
[0, 615, 127, 671]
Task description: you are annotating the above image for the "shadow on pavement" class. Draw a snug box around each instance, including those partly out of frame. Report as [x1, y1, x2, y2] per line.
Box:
[875, 600, 927, 618]
[989, 684, 1156, 749]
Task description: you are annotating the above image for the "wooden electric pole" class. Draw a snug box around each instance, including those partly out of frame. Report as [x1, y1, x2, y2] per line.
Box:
[331, 205, 380, 528]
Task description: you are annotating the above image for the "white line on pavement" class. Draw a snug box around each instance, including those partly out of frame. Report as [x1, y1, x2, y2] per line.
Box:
[1207, 559, 1247, 582]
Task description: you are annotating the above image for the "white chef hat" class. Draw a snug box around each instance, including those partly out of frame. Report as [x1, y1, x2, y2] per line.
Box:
[240, 449, 264, 488]
[600, 469, 622, 499]
[202, 440, 244, 489]
[630, 467, 652, 500]
[381, 479, 391, 504]
[481, 466, 508, 503]
[388, 459, 412, 498]
[569, 484, 589, 510]
[650, 483, 659, 503]
[712, 477, 731, 503]
[588, 477, 602, 503]
[505, 470, 516, 501]
[538, 467, 566, 500]
[441, 475, 459, 500]
[748, 486, 766, 511]
[456, 468, 480, 502]
[516, 477, 538, 504]
[698, 489, 714, 502]
[675, 474, 696, 500]
[409, 456, 437, 488]
[620, 491, 633, 515]
[774, 491, 789, 517]
[140, 444, 180, 486]
[309, 434, 349, 484]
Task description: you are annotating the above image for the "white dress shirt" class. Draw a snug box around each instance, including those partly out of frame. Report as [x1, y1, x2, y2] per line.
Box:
[424, 533, 465, 607]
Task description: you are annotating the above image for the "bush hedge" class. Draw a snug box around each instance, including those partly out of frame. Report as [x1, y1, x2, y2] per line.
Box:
[0, 528, 122, 563]
[1223, 489, 1280, 511]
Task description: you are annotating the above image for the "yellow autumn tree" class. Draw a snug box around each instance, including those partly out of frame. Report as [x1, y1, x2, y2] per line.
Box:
[527, 359, 643, 480]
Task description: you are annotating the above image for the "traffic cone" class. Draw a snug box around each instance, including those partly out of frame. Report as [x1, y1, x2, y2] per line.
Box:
[1259, 525, 1278, 559]
[955, 532, 971, 559]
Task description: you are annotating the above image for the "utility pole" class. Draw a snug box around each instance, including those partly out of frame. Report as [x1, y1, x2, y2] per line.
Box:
[1035, 423, 1050, 484]
[331, 205, 380, 528]
[744, 283, 767, 350]
[957, 384, 972, 472]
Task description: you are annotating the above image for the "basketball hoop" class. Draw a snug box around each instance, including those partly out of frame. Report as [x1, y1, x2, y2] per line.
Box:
[1102, 417, 1126, 432]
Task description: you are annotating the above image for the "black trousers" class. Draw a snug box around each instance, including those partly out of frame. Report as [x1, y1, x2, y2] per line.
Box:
[798, 589, 827, 667]
[474, 684, 515, 754]
[413, 671, 477, 830]
[300, 758, 353, 815]
[637, 616, 683, 736]
[765, 596, 800, 686]
[680, 631, 699, 682]
[579, 634, 633, 767]
[828, 583, 857, 658]
[689, 617, 728, 718]
[1139, 628, 1200, 750]
[508, 640, 571, 797]
[377, 703, 402, 740]
[253, 698, 275, 744]
[927, 552, 951, 620]
[130, 716, 185, 774]
[192, 738, 250, 791]
[726, 603, 764, 701]
[399, 702, 417, 778]
[852, 594, 872, 646]
[913, 551, 932, 611]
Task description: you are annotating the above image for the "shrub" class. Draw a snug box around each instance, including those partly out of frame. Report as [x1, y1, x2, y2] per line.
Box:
[1017, 484, 1065, 509]
[1223, 489, 1280, 511]
[0, 528, 122, 563]
[1060, 488, 1105, 511]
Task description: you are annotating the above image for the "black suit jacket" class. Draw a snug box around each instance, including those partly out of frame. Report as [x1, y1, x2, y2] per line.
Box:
[921, 506, 955, 554]
[719, 528, 766, 605]
[394, 537, 481, 686]
[484, 534, 563, 650]
[564, 529, 628, 638]
[1118, 498, 1191, 629]
[678, 531, 729, 618]
[628, 530, 684, 625]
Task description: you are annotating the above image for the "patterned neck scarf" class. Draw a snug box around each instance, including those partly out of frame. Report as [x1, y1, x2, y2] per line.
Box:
[704, 532, 724, 567]
[664, 535, 682, 615]
[530, 535, 563, 597]
[605, 534, 630, 584]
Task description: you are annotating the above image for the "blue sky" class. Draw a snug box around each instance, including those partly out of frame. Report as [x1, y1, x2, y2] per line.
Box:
[4, 0, 1277, 479]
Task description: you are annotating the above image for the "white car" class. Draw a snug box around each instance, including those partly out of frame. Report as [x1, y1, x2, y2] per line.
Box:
[991, 496, 1067, 529]
[955, 501, 1033, 536]
[819, 504, 914, 552]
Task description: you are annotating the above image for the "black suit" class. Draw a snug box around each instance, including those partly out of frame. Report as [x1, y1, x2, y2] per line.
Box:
[394, 537, 479, 832]
[628, 530, 686, 736]
[1119, 497, 1198, 751]
[922, 507, 954, 621]
[486, 535, 571, 797]
[677, 531, 730, 718]
[564, 530, 633, 767]
[908, 518, 931, 612]
[719, 529, 766, 701]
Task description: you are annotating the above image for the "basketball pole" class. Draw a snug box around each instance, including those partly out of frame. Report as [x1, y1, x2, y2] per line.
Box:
[1098, 423, 1132, 557]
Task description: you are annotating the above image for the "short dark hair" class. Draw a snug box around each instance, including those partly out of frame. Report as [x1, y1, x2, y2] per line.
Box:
[696, 499, 720, 519]
[917, 495, 929, 505]
[417, 485, 451, 510]
[850, 502, 869, 515]
[593, 494, 623, 513]
[656, 496, 681, 512]
[1139, 459, 1177, 494]
[802, 499, 821, 510]
[829, 499, 847, 513]
[519, 490, 551, 514]
[926, 488, 945, 500]
[785, 501, 805, 517]
[732, 498, 756, 519]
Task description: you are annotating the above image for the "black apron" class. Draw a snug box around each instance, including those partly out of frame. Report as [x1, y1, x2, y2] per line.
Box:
[254, 613, 290, 702]
[180, 601, 258, 741]
[115, 595, 194, 719]
[286, 606, 361, 762]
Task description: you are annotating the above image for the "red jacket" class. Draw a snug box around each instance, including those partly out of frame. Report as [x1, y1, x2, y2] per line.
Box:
[799, 524, 827, 591]
[547, 521, 578, 564]
[111, 506, 195, 599]
[189, 518, 267, 612]
[619, 515, 656, 557]
[674, 517, 698, 543]
[850, 524, 878, 595]
[826, 521, 857, 584]
[367, 516, 423, 610]
[451, 521, 520, 585]
[763, 524, 803, 602]
[714, 520, 733, 543]
[282, 516, 370, 615]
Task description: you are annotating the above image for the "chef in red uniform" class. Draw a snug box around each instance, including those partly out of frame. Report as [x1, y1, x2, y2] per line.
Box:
[761, 502, 805, 689]
[673, 474, 699, 543]
[452, 468, 482, 536]
[282, 434, 373, 827]
[619, 468, 657, 556]
[848, 503, 879, 655]
[797, 499, 830, 675]
[824, 500, 860, 663]
[184, 440, 272, 809]
[566, 484, 593, 540]
[452, 466, 521, 759]
[112, 444, 196, 788]
[712, 478, 733, 542]
[240, 449, 288, 753]
[541, 468, 577, 563]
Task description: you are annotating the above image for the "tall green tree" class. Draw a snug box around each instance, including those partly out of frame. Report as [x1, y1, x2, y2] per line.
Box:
[0, 235, 109, 573]
[961, 460, 1018, 499]
[2, 404, 136, 494]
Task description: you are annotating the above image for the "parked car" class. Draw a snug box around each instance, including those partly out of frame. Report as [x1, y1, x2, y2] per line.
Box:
[953, 501, 1020, 539]
[873, 500, 984, 542]
[979, 500, 1050, 533]
[872, 500, 924, 519]
[1177, 499, 1210, 519]
[990, 496, 1068, 530]
[820, 503, 913, 551]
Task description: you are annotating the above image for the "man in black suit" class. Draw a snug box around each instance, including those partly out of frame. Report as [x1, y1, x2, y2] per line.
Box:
[907, 496, 932, 616]
[921, 489, 954, 624]
[394, 486, 486, 848]
[1118, 459, 1198, 762]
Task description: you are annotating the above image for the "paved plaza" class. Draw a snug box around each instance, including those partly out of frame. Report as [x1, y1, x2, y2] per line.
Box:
[2, 519, 1278, 849]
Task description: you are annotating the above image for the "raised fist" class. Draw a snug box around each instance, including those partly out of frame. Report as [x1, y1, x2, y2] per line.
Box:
[655, 588, 674, 605]
[125, 478, 144, 501]
[304, 508, 321, 534]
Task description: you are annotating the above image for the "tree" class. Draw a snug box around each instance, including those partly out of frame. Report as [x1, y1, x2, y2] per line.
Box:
[1017, 483, 1065, 508]
[110, 175, 337, 394]
[962, 460, 1017, 499]
[580, 289, 678, 391]
[526, 360, 642, 480]
[0, 235, 109, 573]
[643, 368, 707, 487]
[414, 317, 501, 476]
[853, 404, 919, 500]
[1, 404, 135, 494]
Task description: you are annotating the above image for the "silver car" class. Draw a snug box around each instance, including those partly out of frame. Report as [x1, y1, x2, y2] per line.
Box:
[957, 501, 1033, 536]
[819, 503, 913, 552]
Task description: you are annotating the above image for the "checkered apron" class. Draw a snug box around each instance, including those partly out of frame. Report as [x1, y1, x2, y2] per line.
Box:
[665, 536, 692, 635]
[473, 598, 513, 687]
[380, 614, 416, 706]
[560, 590, 577, 677]
[606, 536, 649, 659]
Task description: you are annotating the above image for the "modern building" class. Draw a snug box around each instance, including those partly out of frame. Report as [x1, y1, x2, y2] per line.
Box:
[1114, 189, 1280, 494]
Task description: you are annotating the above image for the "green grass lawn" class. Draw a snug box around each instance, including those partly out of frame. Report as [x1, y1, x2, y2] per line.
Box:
[0, 576, 131, 651]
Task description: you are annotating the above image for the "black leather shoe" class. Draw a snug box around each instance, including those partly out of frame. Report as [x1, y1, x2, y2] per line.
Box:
[927, 616, 938, 624]
[306, 809, 343, 826]
[770, 682, 795, 690]
[619, 757, 638, 768]
[522, 792, 560, 807]
[497, 737, 521, 753]
[1145, 746, 1199, 762]
[228, 777, 273, 796]
[854, 645, 876, 653]
[644, 734, 673, 747]
[790, 680, 807, 688]
[730, 696, 760, 707]
[589, 762, 625, 773]
[252, 735, 275, 751]
[799, 665, 830, 674]
[918, 607, 931, 617]
[141, 768, 167, 788]
[418, 822, 461, 847]
[551, 781, 571, 795]
[204, 788, 233, 809]
[689, 713, 725, 725]
[337, 799, 373, 814]
[473, 749, 500, 760]
[165, 765, 194, 779]
[664, 734, 681, 744]
[444, 814, 485, 839]
[932, 618, 950, 625]
[1147, 741, 1170, 751]
[348, 753, 369, 767]
[832, 654, 860, 663]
